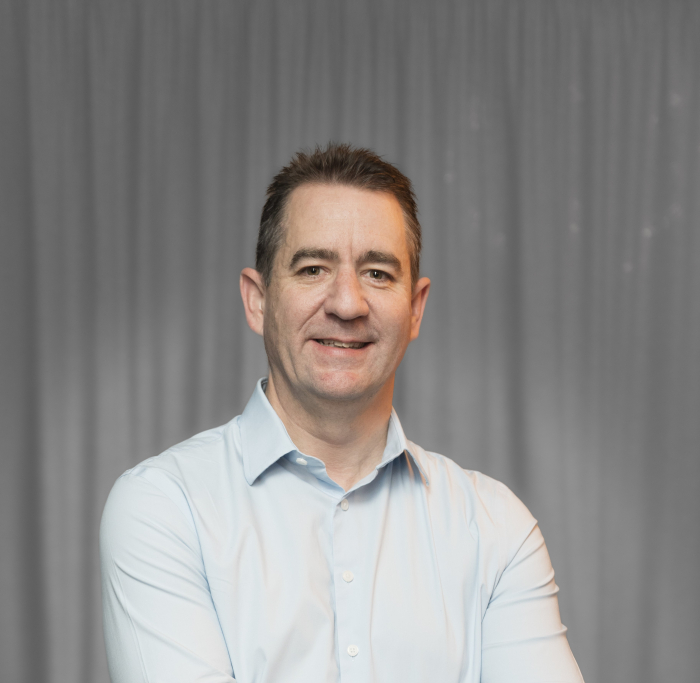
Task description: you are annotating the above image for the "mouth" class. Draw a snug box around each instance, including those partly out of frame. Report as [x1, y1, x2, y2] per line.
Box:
[314, 339, 370, 349]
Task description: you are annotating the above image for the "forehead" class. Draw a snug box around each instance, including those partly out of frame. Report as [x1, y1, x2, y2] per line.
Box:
[281, 184, 408, 254]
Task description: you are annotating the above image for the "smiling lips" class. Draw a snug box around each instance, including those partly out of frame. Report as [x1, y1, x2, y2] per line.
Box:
[315, 339, 369, 349]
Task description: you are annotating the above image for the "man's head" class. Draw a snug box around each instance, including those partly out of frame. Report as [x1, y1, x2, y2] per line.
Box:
[256, 143, 422, 291]
[240, 143, 430, 411]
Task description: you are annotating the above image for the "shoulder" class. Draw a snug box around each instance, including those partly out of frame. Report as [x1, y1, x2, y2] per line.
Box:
[101, 418, 241, 540]
[408, 440, 537, 563]
[119, 418, 237, 486]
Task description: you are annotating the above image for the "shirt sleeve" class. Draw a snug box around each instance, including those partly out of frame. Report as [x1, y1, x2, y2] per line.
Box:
[480, 484, 585, 683]
[100, 470, 237, 683]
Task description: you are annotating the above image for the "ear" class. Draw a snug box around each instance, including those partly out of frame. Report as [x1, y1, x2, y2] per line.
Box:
[409, 276, 431, 341]
[240, 267, 266, 336]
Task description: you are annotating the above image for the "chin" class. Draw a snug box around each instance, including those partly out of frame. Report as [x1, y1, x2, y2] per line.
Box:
[307, 372, 380, 403]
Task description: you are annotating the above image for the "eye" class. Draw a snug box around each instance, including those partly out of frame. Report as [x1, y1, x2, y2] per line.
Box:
[368, 269, 387, 280]
[303, 266, 321, 276]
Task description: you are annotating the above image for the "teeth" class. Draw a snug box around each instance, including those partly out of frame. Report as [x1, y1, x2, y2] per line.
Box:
[318, 340, 366, 349]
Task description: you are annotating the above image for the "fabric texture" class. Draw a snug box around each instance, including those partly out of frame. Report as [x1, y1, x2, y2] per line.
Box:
[2, 2, 700, 683]
[100, 379, 583, 683]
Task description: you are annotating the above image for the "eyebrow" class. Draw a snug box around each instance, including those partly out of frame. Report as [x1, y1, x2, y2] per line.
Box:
[289, 248, 339, 270]
[289, 248, 403, 274]
[358, 250, 403, 273]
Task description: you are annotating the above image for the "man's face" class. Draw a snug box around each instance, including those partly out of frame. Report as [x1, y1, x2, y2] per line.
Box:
[256, 183, 429, 405]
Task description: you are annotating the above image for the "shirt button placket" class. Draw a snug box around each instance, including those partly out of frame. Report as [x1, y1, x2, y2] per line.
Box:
[333, 494, 364, 681]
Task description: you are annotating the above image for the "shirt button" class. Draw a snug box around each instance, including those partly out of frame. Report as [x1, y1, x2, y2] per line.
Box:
[296, 457, 307, 466]
[342, 570, 354, 583]
[340, 499, 349, 511]
[347, 644, 359, 657]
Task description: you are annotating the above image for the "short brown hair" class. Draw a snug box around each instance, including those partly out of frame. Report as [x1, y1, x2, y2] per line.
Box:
[256, 143, 422, 288]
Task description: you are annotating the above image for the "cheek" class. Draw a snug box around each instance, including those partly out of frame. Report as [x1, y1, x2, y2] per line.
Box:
[262, 296, 286, 355]
[262, 314, 281, 363]
[373, 302, 413, 339]
[284, 288, 325, 319]
[270, 289, 321, 337]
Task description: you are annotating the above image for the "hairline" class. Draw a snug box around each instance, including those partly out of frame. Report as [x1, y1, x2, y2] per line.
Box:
[267, 180, 419, 289]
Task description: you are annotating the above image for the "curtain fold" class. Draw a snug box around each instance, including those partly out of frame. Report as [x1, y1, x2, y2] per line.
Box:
[1, 2, 699, 682]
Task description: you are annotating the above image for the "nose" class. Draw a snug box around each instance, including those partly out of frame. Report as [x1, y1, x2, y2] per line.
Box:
[324, 268, 370, 320]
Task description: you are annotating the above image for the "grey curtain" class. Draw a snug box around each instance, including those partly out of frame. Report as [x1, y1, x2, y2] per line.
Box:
[1, 1, 699, 682]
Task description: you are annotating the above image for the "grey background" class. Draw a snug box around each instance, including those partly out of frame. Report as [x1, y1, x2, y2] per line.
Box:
[2, 1, 699, 682]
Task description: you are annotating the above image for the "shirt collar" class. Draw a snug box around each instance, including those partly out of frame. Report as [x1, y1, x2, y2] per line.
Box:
[238, 378, 429, 487]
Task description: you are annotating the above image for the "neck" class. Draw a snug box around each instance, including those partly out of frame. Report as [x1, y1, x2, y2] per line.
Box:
[264, 373, 394, 491]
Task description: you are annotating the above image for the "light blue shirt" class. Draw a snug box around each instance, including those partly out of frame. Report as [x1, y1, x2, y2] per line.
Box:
[100, 379, 583, 683]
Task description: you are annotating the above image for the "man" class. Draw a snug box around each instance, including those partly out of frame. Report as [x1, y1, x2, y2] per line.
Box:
[100, 143, 584, 682]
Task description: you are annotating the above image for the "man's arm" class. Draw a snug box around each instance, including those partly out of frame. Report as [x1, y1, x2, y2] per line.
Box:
[481, 485, 584, 683]
[100, 471, 236, 683]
